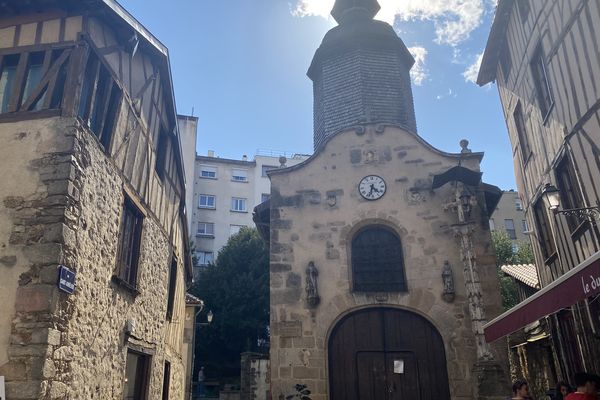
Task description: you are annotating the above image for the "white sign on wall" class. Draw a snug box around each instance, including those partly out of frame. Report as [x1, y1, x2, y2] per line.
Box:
[0, 375, 5, 400]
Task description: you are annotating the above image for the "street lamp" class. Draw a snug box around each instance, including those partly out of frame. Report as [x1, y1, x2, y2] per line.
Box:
[541, 183, 600, 219]
[197, 310, 213, 326]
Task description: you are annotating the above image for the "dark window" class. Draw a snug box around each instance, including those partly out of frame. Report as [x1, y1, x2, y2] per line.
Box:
[155, 131, 169, 181]
[162, 361, 171, 400]
[78, 52, 122, 151]
[531, 45, 554, 119]
[514, 102, 531, 163]
[351, 226, 407, 292]
[556, 156, 586, 231]
[534, 198, 556, 261]
[166, 257, 177, 320]
[124, 349, 151, 400]
[261, 165, 277, 177]
[115, 197, 144, 288]
[0, 54, 18, 113]
[500, 42, 512, 83]
[517, 0, 530, 22]
[505, 219, 517, 239]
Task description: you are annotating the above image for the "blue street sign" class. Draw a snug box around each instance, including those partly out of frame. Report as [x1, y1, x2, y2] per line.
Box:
[58, 265, 76, 294]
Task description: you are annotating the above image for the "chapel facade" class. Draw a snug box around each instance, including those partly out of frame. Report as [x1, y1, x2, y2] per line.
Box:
[254, 1, 510, 399]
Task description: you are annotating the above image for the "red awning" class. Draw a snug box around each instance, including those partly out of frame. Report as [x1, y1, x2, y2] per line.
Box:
[484, 251, 600, 343]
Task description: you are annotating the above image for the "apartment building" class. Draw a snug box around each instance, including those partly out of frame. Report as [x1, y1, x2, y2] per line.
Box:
[490, 190, 528, 244]
[479, 0, 600, 387]
[191, 152, 308, 272]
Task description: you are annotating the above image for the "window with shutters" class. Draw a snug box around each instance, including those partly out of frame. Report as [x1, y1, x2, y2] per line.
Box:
[351, 226, 407, 292]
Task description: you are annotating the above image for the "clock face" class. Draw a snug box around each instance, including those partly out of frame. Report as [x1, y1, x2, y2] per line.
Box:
[359, 175, 386, 200]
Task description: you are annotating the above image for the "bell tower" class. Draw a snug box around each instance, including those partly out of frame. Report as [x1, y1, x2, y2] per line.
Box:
[308, 0, 418, 150]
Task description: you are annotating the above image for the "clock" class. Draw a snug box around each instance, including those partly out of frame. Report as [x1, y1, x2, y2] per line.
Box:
[358, 175, 386, 200]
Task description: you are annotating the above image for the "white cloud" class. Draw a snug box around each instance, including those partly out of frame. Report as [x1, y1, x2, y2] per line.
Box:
[462, 52, 484, 84]
[436, 88, 458, 100]
[291, 0, 490, 46]
[407, 46, 428, 86]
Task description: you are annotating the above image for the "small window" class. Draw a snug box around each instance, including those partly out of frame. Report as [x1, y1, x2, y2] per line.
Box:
[162, 361, 171, 400]
[531, 45, 554, 120]
[115, 197, 144, 288]
[199, 195, 216, 209]
[124, 350, 151, 400]
[200, 165, 217, 179]
[196, 251, 214, 266]
[0, 55, 19, 113]
[230, 224, 244, 236]
[489, 219, 495, 230]
[262, 165, 277, 177]
[515, 197, 523, 211]
[21, 52, 45, 110]
[78, 52, 122, 150]
[197, 222, 215, 236]
[231, 169, 248, 182]
[514, 102, 531, 164]
[166, 257, 177, 320]
[351, 226, 407, 292]
[505, 219, 516, 239]
[512, 243, 519, 253]
[534, 198, 556, 261]
[556, 156, 586, 231]
[261, 193, 270, 202]
[231, 197, 247, 212]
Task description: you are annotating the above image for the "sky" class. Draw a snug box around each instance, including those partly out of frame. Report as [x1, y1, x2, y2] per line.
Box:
[118, 0, 517, 190]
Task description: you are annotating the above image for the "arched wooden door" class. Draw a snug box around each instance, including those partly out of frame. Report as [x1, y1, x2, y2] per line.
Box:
[328, 308, 451, 400]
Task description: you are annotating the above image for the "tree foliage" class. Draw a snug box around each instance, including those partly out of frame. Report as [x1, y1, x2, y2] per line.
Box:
[491, 230, 535, 310]
[190, 227, 269, 380]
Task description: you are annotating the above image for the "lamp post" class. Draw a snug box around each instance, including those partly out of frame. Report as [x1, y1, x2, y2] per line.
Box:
[541, 184, 600, 218]
[190, 310, 213, 400]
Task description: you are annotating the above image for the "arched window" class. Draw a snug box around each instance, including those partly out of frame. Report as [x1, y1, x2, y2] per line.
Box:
[351, 226, 407, 292]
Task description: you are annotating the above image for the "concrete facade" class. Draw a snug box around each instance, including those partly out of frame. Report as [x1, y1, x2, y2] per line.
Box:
[191, 153, 307, 272]
[490, 190, 528, 244]
[0, 1, 193, 399]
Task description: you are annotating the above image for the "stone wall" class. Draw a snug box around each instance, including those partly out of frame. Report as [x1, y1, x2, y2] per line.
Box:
[240, 352, 269, 400]
[0, 116, 188, 399]
[267, 124, 507, 400]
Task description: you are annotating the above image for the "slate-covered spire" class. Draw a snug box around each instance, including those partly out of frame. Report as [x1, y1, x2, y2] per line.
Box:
[331, 0, 381, 24]
[308, 0, 418, 151]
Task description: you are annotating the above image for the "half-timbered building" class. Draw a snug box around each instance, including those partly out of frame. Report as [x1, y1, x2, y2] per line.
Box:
[479, 0, 600, 388]
[0, 0, 193, 398]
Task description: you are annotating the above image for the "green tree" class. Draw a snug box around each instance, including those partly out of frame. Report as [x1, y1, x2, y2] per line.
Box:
[190, 227, 269, 381]
[491, 230, 534, 310]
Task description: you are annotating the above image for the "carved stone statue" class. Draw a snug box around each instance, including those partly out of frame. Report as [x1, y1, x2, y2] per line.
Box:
[442, 261, 455, 302]
[306, 261, 320, 308]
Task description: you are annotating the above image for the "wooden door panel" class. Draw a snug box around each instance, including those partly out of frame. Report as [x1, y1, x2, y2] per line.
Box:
[356, 352, 388, 400]
[386, 352, 419, 400]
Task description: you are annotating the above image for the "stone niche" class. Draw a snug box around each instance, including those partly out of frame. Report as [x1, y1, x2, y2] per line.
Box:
[265, 124, 507, 400]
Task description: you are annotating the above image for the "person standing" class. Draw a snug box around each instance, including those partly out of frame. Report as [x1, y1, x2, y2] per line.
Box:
[565, 373, 600, 400]
[512, 380, 533, 399]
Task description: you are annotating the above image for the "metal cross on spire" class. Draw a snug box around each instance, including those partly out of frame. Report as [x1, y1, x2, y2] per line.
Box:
[331, 0, 381, 24]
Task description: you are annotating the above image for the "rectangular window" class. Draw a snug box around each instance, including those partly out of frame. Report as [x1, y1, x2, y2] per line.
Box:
[514, 102, 531, 163]
[231, 168, 248, 182]
[199, 195, 216, 209]
[200, 165, 217, 179]
[556, 156, 586, 231]
[166, 258, 177, 321]
[230, 224, 244, 236]
[515, 197, 523, 211]
[196, 251, 214, 266]
[531, 45, 554, 119]
[0, 54, 18, 113]
[115, 197, 144, 288]
[21, 52, 45, 110]
[197, 222, 215, 236]
[231, 197, 247, 212]
[262, 165, 277, 177]
[78, 52, 122, 150]
[522, 219, 528, 233]
[124, 350, 151, 400]
[505, 219, 516, 239]
[489, 219, 495, 230]
[162, 361, 171, 400]
[534, 198, 556, 261]
[155, 131, 169, 181]
[261, 193, 270, 202]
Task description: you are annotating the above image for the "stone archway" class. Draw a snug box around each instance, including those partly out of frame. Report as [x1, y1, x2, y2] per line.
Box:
[328, 307, 451, 400]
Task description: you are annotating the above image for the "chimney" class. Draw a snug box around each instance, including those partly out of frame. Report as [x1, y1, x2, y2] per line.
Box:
[242, 155, 248, 161]
[207, 150, 215, 157]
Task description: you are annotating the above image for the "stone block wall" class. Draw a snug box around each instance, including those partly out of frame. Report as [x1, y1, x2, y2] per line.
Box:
[267, 125, 507, 400]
